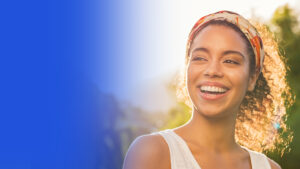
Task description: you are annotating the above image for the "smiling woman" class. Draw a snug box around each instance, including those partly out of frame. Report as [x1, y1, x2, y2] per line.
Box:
[187, 23, 254, 118]
[122, 10, 293, 169]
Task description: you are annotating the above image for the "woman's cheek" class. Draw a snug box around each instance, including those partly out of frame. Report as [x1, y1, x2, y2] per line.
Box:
[229, 70, 249, 95]
[187, 66, 199, 95]
[188, 65, 202, 79]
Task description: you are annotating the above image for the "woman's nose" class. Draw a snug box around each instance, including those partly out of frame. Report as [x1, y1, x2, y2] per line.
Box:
[204, 61, 223, 78]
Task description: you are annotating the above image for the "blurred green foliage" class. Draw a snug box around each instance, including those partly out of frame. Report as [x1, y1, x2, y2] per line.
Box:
[266, 4, 300, 169]
[160, 101, 191, 130]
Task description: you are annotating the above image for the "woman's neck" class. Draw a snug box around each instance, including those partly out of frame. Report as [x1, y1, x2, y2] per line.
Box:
[177, 108, 239, 153]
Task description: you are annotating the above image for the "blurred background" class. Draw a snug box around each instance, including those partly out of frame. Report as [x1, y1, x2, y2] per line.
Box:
[96, 1, 300, 169]
[0, 0, 299, 169]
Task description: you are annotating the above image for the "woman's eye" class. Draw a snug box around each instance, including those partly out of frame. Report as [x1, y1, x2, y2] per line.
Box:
[224, 60, 239, 64]
[192, 57, 207, 61]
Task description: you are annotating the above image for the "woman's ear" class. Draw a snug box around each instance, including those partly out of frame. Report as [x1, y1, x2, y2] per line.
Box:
[247, 70, 260, 92]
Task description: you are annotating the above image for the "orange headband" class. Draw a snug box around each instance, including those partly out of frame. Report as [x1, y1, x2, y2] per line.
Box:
[187, 10, 264, 73]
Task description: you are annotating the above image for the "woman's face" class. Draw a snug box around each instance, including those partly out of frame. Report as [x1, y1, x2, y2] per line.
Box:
[187, 25, 257, 118]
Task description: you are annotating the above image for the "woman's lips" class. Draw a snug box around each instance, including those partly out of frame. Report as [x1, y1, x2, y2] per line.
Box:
[198, 87, 230, 101]
[198, 81, 229, 90]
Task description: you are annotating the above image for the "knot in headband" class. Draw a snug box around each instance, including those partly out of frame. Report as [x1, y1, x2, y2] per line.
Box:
[187, 10, 264, 73]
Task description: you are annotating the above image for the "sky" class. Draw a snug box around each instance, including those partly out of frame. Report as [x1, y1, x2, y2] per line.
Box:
[99, 0, 300, 112]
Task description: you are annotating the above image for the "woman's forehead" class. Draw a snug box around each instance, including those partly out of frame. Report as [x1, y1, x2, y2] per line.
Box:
[190, 25, 248, 53]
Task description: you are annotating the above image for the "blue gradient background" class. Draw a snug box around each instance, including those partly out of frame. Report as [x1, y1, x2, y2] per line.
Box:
[0, 0, 134, 168]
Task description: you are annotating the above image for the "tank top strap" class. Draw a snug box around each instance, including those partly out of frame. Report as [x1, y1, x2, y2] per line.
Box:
[154, 129, 201, 169]
[154, 129, 271, 169]
[242, 146, 271, 169]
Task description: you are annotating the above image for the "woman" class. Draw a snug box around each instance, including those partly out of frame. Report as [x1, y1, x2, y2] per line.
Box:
[123, 10, 293, 169]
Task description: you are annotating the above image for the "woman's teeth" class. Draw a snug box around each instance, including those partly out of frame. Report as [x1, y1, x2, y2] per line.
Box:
[200, 86, 228, 94]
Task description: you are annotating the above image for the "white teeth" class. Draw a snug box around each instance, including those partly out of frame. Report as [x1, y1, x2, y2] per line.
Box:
[200, 86, 227, 92]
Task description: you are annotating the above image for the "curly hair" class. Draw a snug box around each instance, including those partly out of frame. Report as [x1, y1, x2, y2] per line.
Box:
[176, 19, 295, 155]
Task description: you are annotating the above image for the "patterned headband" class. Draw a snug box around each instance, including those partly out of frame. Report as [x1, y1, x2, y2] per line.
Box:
[187, 10, 264, 73]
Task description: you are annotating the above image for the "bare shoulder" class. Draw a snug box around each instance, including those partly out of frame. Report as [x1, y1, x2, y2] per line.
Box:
[122, 133, 170, 169]
[267, 157, 282, 169]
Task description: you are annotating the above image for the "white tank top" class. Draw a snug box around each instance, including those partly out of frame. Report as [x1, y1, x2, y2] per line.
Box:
[155, 129, 271, 169]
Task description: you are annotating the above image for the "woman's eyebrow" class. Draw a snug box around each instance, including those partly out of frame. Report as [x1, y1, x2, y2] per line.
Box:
[191, 47, 209, 54]
[222, 50, 245, 60]
[192, 48, 245, 60]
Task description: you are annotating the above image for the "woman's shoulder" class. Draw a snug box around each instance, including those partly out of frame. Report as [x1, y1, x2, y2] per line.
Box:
[122, 132, 171, 169]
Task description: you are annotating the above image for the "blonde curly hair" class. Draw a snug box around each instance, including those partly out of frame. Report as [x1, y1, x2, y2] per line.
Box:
[176, 19, 295, 155]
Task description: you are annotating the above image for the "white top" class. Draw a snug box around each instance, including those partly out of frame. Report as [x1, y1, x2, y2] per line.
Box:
[155, 129, 271, 169]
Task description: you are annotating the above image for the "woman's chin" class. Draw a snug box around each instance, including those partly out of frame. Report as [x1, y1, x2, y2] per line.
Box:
[202, 112, 225, 119]
[194, 107, 231, 119]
